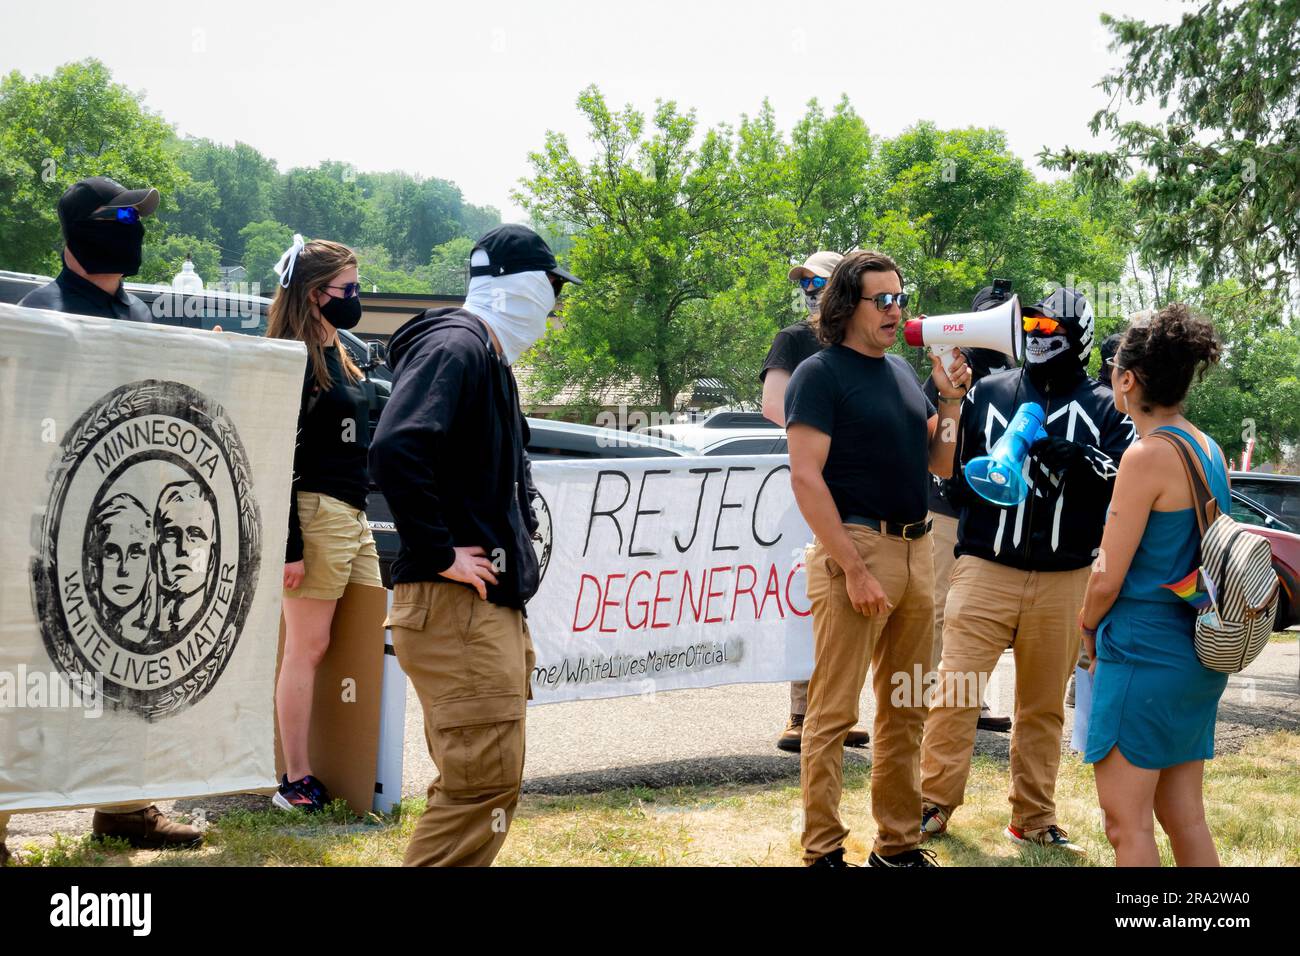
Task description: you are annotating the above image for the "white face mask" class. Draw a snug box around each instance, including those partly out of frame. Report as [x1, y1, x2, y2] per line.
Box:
[802, 290, 822, 314]
[463, 264, 556, 364]
[1025, 330, 1070, 364]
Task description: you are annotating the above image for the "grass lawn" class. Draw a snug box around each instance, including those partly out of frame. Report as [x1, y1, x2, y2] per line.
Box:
[14, 730, 1298, 868]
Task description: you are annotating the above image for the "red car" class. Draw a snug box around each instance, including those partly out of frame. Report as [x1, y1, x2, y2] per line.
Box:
[1249, 525, 1300, 630]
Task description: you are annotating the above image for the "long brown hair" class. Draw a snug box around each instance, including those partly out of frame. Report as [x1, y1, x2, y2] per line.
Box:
[814, 250, 905, 346]
[266, 239, 362, 390]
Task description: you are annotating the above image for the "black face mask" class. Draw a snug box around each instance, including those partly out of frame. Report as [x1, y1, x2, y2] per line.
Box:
[1027, 349, 1085, 394]
[65, 220, 145, 276]
[320, 292, 362, 331]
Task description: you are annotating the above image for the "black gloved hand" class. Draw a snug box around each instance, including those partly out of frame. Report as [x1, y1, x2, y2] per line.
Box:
[1029, 435, 1089, 476]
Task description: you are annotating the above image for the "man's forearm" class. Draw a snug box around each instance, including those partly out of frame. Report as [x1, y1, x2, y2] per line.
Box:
[928, 401, 961, 478]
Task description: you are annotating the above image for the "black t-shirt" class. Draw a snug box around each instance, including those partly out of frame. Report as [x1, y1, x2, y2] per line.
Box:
[785, 347, 936, 525]
[285, 344, 371, 561]
[760, 319, 822, 381]
[19, 266, 153, 323]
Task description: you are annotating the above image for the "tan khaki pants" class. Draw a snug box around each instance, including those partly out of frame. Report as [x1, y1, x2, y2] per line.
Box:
[790, 681, 808, 716]
[931, 513, 959, 666]
[801, 524, 935, 861]
[920, 555, 1087, 834]
[387, 581, 535, 867]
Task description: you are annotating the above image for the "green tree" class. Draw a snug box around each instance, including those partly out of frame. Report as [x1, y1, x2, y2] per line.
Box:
[272, 164, 366, 246]
[169, 137, 278, 259]
[1045, 0, 1300, 292]
[428, 236, 474, 294]
[0, 58, 186, 274]
[355, 244, 433, 293]
[137, 234, 221, 287]
[1181, 281, 1300, 464]
[238, 219, 294, 292]
[517, 85, 753, 409]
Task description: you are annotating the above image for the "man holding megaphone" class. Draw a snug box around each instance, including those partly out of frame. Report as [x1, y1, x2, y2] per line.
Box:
[916, 287, 1134, 855]
[786, 250, 971, 868]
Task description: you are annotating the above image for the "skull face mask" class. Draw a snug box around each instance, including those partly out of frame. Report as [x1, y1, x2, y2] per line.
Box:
[1025, 330, 1070, 364]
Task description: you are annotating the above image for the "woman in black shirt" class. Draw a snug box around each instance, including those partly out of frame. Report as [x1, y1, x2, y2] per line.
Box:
[266, 236, 382, 812]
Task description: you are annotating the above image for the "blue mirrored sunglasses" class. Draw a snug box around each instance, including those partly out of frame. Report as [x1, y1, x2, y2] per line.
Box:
[90, 206, 141, 224]
[798, 276, 828, 291]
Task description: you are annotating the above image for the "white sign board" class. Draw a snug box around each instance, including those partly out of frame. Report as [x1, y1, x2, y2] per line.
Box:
[0, 304, 303, 811]
[527, 456, 814, 703]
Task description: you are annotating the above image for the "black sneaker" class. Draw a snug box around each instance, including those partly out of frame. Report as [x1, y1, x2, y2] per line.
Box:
[272, 774, 330, 813]
[808, 847, 857, 867]
[867, 847, 939, 867]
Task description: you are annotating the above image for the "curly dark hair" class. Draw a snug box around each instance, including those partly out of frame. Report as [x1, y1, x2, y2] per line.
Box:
[814, 250, 905, 346]
[1116, 303, 1221, 411]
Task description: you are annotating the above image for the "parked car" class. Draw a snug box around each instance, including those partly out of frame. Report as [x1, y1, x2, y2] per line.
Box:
[643, 408, 787, 456]
[1228, 488, 1300, 628]
[1230, 472, 1300, 530]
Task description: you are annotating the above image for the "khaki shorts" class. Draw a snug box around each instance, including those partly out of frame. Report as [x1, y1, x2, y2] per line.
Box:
[285, 491, 383, 600]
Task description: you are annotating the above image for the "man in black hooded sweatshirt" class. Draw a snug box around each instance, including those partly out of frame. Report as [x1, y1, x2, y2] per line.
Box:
[369, 225, 579, 867]
[918, 287, 1134, 854]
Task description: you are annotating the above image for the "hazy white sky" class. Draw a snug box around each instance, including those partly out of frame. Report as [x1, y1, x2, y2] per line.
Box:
[1, 0, 1184, 219]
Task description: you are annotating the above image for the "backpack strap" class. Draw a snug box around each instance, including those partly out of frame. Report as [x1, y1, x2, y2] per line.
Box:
[1148, 429, 1221, 536]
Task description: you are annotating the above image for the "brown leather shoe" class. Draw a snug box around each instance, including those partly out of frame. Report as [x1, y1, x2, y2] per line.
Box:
[977, 707, 1012, 733]
[777, 713, 805, 752]
[92, 805, 202, 850]
[844, 727, 870, 748]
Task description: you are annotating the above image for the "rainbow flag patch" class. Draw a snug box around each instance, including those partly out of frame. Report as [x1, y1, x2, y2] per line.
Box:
[1162, 567, 1217, 613]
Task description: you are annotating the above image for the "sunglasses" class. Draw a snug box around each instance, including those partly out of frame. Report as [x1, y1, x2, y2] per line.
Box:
[861, 291, 909, 310]
[325, 282, 362, 299]
[89, 206, 141, 224]
[798, 276, 828, 292]
[1023, 315, 1062, 334]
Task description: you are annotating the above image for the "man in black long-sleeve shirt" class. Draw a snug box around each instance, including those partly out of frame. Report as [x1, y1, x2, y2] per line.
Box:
[370, 225, 579, 867]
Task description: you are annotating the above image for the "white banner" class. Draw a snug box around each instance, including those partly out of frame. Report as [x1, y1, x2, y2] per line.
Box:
[0, 304, 304, 811]
[527, 455, 813, 703]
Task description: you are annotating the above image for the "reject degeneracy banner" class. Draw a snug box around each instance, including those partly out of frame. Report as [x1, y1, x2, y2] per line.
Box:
[527, 455, 814, 704]
[0, 304, 304, 812]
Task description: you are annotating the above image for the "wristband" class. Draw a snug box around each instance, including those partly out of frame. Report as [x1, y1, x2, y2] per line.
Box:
[938, 395, 963, 407]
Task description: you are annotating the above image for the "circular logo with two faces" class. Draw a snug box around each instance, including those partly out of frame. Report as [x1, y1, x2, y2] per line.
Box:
[31, 381, 261, 720]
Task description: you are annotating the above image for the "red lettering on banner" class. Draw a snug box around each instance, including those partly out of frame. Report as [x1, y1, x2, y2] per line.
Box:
[678, 568, 706, 625]
[757, 564, 785, 619]
[599, 573, 626, 633]
[704, 566, 731, 624]
[785, 562, 810, 617]
[625, 570, 653, 630]
[573, 574, 601, 632]
[731, 564, 758, 621]
[651, 570, 676, 629]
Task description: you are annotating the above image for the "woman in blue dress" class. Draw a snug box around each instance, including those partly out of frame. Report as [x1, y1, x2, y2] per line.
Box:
[1078, 304, 1227, 867]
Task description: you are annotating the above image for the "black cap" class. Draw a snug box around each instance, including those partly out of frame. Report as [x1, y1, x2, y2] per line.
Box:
[58, 176, 160, 232]
[970, 283, 1012, 312]
[469, 224, 581, 285]
[1023, 287, 1096, 363]
[1099, 332, 1123, 362]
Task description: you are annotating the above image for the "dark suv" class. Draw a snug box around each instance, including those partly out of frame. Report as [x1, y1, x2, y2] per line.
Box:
[1, 272, 689, 585]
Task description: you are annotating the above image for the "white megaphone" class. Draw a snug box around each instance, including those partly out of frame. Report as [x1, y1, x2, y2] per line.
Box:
[903, 295, 1023, 377]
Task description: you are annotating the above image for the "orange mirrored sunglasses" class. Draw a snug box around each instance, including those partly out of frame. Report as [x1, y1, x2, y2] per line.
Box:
[1023, 315, 1062, 334]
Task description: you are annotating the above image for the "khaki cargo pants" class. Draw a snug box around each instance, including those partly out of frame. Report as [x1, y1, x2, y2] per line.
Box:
[387, 581, 535, 867]
[920, 555, 1088, 835]
[801, 524, 935, 861]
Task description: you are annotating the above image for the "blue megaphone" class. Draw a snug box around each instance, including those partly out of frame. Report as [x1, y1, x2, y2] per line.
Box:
[964, 402, 1048, 506]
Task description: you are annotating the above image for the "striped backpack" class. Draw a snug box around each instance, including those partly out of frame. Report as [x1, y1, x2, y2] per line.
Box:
[1151, 430, 1280, 674]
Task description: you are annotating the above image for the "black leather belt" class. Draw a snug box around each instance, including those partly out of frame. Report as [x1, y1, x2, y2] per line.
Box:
[843, 514, 933, 540]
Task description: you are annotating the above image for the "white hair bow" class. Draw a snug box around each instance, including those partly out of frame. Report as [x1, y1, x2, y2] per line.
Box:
[273, 233, 306, 288]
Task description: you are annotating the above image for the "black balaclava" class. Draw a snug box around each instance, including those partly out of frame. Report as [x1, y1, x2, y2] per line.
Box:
[65, 220, 145, 277]
[1025, 287, 1093, 394]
